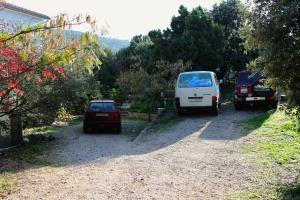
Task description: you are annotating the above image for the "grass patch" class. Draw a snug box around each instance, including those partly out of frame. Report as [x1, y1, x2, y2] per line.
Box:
[0, 178, 15, 194]
[243, 110, 274, 133]
[122, 119, 149, 141]
[245, 111, 300, 166]
[151, 112, 182, 132]
[229, 189, 280, 200]
[4, 143, 55, 166]
[3, 123, 68, 166]
[276, 180, 300, 200]
[236, 110, 300, 199]
[23, 125, 63, 136]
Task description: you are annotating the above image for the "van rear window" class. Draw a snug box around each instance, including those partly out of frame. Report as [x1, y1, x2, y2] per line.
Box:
[178, 73, 212, 88]
[88, 102, 116, 112]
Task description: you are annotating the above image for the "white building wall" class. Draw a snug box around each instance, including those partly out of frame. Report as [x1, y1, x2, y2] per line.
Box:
[0, 8, 46, 27]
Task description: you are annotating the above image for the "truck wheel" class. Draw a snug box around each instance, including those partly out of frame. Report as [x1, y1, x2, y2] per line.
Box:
[234, 102, 243, 111]
[270, 102, 278, 110]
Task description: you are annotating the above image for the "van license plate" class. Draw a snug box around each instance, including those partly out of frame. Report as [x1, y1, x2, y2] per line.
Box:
[188, 97, 203, 102]
[190, 99, 202, 102]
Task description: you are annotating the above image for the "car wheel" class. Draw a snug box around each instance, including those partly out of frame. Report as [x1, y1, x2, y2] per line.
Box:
[83, 124, 89, 134]
[115, 127, 122, 134]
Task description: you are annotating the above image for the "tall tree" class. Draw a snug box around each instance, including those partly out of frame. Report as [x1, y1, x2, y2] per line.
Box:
[249, 0, 300, 106]
[212, 0, 254, 76]
[167, 6, 225, 71]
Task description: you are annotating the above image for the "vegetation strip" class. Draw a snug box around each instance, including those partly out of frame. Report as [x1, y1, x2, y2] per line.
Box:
[236, 110, 300, 199]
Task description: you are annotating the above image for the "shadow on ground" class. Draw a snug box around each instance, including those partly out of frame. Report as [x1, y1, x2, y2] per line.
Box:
[0, 136, 12, 149]
[0, 103, 268, 173]
[280, 181, 300, 200]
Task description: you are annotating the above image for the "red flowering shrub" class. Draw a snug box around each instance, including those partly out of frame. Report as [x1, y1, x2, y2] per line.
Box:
[0, 46, 66, 113]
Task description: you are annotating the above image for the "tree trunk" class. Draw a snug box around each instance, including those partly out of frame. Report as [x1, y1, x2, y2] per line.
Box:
[10, 112, 23, 145]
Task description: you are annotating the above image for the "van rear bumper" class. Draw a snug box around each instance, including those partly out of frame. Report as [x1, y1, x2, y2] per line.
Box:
[176, 102, 217, 111]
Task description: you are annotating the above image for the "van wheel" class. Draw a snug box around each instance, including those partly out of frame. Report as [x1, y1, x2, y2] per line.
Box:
[177, 109, 184, 117]
[212, 106, 219, 116]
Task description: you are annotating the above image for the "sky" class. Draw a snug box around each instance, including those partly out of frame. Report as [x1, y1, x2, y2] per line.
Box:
[7, 0, 237, 40]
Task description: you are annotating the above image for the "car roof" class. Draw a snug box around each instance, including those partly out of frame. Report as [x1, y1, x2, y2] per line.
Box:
[89, 100, 115, 103]
[179, 71, 215, 75]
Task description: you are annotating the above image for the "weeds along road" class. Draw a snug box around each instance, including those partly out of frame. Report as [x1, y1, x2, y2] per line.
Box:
[7, 104, 262, 200]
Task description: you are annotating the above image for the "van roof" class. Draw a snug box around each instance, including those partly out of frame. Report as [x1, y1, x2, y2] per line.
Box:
[179, 71, 215, 75]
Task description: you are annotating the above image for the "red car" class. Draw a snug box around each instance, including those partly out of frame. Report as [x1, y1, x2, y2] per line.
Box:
[83, 100, 121, 133]
[234, 71, 278, 110]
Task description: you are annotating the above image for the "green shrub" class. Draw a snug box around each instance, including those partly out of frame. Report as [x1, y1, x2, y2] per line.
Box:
[130, 101, 149, 113]
[56, 106, 73, 122]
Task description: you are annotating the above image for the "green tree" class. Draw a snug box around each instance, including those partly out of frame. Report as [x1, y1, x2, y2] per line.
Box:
[249, 0, 300, 106]
[212, 0, 254, 76]
[161, 6, 224, 71]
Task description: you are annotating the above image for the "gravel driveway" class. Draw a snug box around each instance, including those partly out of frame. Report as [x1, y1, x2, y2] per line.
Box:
[7, 104, 261, 200]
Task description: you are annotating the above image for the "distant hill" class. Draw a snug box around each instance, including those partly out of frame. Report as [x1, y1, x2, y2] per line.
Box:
[64, 30, 130, 53]
[100, 37, 130, 53]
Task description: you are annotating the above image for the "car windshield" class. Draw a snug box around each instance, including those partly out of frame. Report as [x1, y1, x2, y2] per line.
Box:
[178, 73, 213, 88]
[88, 102, 116, 112]
[238, 72, 264, 85]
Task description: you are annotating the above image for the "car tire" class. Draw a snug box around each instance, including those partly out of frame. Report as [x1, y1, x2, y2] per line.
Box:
[115, 127, 122, 134]
[83, 124, 89, 134]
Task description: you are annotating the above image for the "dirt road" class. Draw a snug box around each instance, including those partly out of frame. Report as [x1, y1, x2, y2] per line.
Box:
[7, 105, 261, 200]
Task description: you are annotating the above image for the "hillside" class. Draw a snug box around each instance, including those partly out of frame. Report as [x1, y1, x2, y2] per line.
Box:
[64, 30, 130, 53]
[100, 37, 130, 53]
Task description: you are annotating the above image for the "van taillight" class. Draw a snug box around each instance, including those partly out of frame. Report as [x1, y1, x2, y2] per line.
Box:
[212, 96, 217, 103]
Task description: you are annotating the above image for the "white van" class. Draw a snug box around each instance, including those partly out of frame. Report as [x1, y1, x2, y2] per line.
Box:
[175, 71, 221, 116]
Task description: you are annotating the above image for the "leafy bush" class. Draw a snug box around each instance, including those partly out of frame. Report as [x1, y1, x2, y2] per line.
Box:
[56, 106, 73, 122]
[130, 101, 150, 113]
[23, 113, 46, 128]
[117, 68, 160, 101]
